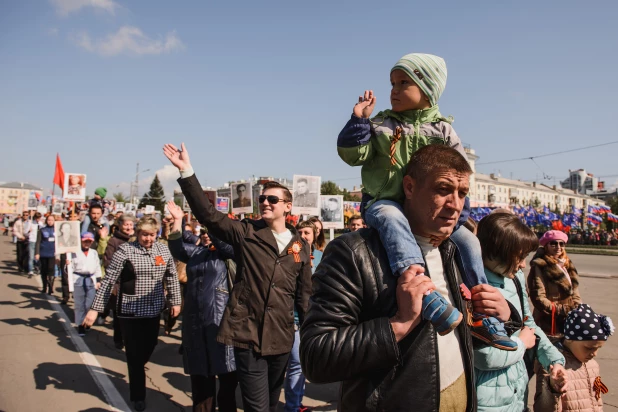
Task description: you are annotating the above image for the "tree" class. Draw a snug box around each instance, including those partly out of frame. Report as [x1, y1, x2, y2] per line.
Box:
[139, 174, 166, 212]
[113, 192, 130, 203]
[321, 181, 341, 196]
[342, 188, 361, 201]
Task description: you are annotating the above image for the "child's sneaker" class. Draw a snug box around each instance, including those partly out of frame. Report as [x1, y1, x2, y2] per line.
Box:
[471, 316, 518, 351]
[422, 291, 463, 335]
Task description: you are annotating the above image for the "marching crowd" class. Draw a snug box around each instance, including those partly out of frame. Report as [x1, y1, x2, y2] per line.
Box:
[2, 52, 616, 412]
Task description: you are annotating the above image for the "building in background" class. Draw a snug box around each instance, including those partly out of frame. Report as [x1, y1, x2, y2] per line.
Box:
[0, 182, 44, 214]
[561, 169, 602, 194]
[465, 150, 606, 212]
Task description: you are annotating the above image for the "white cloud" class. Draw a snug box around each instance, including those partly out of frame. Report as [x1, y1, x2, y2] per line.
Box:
[50, 0, 119, 16]
[72, 26, 185, 57]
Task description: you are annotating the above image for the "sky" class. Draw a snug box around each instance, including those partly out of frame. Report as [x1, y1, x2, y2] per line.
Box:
[2, 0, 618, 200]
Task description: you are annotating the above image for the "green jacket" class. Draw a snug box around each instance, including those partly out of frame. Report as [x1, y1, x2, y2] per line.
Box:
[475, 268, 565, 412]
[337, 106, 466, 204]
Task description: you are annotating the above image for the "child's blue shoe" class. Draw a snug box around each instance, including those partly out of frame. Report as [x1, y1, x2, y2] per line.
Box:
[471, 316, 518, 351]
[422, 291, 463, 335]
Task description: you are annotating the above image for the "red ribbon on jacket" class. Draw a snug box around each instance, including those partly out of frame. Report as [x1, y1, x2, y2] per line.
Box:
[154, 256, 165, 266]
[390, 127, 403, 166]
[594, 376, 608, 400]
[287, 241, 302, 263]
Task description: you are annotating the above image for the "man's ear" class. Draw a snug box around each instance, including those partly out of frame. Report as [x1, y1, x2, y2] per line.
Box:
[285, 201, 293, 214]
[403, 175, 416, 199]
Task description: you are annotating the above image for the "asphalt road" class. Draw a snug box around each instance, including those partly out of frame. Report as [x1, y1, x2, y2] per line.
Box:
[0, 238, 615, 411]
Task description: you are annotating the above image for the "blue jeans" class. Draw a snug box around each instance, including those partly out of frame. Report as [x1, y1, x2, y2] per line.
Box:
[364, 200, 486, 287]
[283, 329, 305, 412]
[28, 242, 37, 273]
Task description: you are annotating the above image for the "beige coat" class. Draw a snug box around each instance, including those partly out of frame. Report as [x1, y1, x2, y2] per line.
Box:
[534, 349, 605, 412]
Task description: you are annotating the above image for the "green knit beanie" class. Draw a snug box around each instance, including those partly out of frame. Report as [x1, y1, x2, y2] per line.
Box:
[391, 53, 448, 106]
[94, 187, 107, 198]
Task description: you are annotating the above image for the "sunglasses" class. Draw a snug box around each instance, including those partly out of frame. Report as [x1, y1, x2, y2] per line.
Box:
[258, 195, 288, 204]
[548, 241, 566, 247]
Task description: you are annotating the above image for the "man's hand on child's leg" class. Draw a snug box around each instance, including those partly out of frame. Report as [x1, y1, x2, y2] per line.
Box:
[402, 265, 429, 294]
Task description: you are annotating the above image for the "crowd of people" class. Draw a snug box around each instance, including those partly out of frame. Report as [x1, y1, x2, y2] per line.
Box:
[2, 51, 616, 412]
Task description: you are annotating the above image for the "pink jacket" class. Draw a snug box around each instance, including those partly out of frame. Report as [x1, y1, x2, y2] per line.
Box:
[534, 349, 606, 412]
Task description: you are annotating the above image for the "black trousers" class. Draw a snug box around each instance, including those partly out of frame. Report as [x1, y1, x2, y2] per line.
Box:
[16, 241, 28, 272]
[234, 348, 290, 412]
[59, 254, 70, 301]
[39, 257, 56, 293]
[119, 316, 160, 401]
[190, 372, 238, 412]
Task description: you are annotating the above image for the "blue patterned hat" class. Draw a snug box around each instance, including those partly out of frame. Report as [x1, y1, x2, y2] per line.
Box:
[564, 304, 614, 341]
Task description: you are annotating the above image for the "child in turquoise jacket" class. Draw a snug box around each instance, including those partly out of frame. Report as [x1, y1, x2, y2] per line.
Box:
[475, 213, 567, 411]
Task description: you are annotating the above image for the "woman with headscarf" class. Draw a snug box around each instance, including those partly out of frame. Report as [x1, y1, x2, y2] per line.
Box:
[528, 230, 581, 340]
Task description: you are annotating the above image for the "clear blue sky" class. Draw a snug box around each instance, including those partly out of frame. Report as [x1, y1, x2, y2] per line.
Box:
[2, 1, 618, 198]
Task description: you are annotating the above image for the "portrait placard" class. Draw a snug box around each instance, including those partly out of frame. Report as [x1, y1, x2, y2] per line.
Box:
[292, 175, 321, 216]
[27, 195, 38, 211]
[144, 205, 155, 214]
[115, 202, 125, 212]
[216, 197, 230, 213]
[231, 182, 253, 214]
[54, 221, 81, 255]
[63, 173, 87, 201]
[125, 203, 137, 216]
[320, 195, 344, 229]
[52, 202, 64, 215]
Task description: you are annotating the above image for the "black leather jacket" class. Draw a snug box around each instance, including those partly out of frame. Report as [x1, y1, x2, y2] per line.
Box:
[300, 229, 477, 412]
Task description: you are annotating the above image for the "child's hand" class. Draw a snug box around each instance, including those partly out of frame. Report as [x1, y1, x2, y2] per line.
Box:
[549, 364, 568, 396]
[353, 90, 376, 119]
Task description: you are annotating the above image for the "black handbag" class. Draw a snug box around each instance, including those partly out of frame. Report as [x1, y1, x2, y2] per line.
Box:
[512, 276, 540, 379]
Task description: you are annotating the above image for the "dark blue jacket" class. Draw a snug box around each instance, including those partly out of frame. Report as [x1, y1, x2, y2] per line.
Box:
[169, 231, 236, 377]
[36, 225, 56, 258]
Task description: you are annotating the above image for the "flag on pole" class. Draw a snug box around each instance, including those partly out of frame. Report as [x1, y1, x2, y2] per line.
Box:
[53, 154, 65, 191]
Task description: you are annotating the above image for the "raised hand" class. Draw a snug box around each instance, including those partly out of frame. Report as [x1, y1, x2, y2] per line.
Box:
[163, 143, 192, 171]
[166, 200, 183, 221]
[353, 90, 377, 119]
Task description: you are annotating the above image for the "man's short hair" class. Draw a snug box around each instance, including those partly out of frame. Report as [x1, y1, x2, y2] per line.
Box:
[329, 197, 339, 204]
[298, 178, 308, 185]
[263, 181, 293, 202]
[348, 214, 363, 224]
[236, 184, 247, 192]
[89, 204, 103, 213]
[477, 213, 539, 276]
[406, 145, 472, 181]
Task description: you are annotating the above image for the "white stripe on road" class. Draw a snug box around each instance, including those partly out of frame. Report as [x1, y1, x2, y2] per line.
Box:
[34, 276, 130, 412]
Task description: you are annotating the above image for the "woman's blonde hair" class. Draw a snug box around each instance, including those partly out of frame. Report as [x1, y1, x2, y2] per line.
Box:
[136, 216, 160, 234]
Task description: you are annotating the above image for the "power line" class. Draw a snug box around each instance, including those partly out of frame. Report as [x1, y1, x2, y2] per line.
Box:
[476, 141, 618, 166]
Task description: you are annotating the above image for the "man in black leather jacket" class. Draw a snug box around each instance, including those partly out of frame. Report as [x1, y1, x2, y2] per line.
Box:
[300, 145, 513, 411]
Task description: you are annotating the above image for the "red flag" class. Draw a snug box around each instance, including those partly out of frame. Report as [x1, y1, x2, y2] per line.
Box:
[53, 154, 65, 191]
